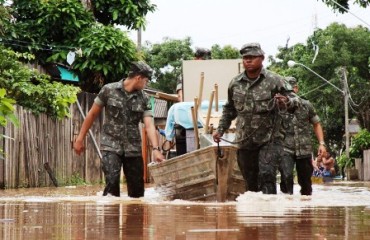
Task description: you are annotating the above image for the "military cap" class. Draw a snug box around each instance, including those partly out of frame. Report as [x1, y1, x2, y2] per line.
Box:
[240, 42, 265, 56]
[130, 61, 153, 80]
[286, 76, 298, 86]
[194, 47, 212, 59]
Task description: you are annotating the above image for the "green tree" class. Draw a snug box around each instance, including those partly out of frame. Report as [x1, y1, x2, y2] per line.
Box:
[270, 23, 370, 150]
[90, 0, 156, 29]
[48, 23, 138, 92]
[321, 0, 370, 13]
[1, 0, 154, 92]
[142, 37, 194, 94]
[211, 44, 239, 59]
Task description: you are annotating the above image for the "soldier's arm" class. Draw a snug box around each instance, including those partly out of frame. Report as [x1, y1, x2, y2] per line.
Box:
[74, 103, 103, 155]
[307, 101, 327, 156]
[144, 116, 165, 162]
[217, 86, 237, 135]
[313, 122, 326, 156]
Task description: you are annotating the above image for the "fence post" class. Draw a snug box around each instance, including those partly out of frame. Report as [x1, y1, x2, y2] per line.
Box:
[363, 150, 370, 181]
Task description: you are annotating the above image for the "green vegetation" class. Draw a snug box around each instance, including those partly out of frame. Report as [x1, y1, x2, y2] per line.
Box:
[321, 0, 370, 13]
[337, 129, 370, 169]
[0, 88, 18, 127]
[0, 45, 80, 119]
[1, 0, 155, 93]
[350, 129, 370, 158]
[337, 154, 354, 169]
[67, 172, 86, 186]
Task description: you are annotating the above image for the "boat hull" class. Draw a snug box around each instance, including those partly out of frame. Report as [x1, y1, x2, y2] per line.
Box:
[148, 145, 245, 202]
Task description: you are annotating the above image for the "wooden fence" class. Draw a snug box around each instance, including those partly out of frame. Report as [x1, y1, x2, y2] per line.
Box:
[0, 92, 103, 188]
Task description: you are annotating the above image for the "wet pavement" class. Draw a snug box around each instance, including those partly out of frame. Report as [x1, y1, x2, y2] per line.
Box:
[1, 181, 370, 239]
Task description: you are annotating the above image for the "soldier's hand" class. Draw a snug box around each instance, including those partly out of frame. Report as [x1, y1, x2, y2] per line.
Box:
[213, 132, 223, 143]
[318, 145, 327, 157]
[274, 93, 289, 107]
[73, 139, 85, 155]
[153, 151, 165, 163]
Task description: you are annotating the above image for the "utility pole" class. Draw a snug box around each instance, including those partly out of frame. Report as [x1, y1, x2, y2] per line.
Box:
[341, 67, 350, 158]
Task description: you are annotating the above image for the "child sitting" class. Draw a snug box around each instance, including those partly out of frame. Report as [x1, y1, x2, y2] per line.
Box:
[313, 152, 336, 177]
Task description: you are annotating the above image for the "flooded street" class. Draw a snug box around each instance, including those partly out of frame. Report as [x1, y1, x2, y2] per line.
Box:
[1, 181, 370, 239]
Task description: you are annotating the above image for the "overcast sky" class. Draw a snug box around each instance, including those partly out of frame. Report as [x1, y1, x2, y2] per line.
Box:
[128, 0, 369, 59]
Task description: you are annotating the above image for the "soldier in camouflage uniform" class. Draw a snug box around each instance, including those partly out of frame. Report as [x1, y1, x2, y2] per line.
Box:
[176, 47, 211, 102]
[74, 61, 164, 198]
[213, 43, 300, 194]
[279, 77, 326, 195]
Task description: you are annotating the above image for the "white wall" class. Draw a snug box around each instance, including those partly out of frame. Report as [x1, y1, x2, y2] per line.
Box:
[182, 59, 242, 102]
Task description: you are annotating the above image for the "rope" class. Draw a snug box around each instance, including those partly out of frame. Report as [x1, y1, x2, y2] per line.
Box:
[161, 140, 176, 152]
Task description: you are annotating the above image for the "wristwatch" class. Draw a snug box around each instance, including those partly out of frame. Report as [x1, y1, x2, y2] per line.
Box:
[319, 141, 326, 147]
[152, 146, 161, 151]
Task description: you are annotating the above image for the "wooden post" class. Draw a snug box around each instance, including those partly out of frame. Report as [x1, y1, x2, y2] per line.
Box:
[194, 96, 198, 120]
[214, 84, 218, 112]
[155, 92, 179, 102]
[204, 91, 215, 134]
[198, 72, 204, 107]
[191, 107, 200, 150]
[44, 162, 58, 187]
[364, 150, 370, 181]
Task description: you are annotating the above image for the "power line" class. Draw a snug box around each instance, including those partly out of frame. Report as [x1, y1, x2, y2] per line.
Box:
[329, 0, 370, 28]
[0, 38, 78, 52]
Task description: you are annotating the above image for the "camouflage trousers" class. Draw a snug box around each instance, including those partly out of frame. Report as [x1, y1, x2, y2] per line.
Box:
[279, 152, 313, 195]
[101, 151, 144, 198]
[237, 141, 283, 194]
[279, 150, 295, 194]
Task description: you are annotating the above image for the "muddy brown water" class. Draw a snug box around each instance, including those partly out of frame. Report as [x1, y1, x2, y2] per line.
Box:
[1, 181, 370, 240]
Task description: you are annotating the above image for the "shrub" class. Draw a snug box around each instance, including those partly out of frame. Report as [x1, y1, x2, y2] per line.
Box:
[350, 129, 370, 159]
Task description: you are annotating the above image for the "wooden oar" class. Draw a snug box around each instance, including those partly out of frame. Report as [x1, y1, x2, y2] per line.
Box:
[204, 90, 215, 134]
[191, 106, 200, 150]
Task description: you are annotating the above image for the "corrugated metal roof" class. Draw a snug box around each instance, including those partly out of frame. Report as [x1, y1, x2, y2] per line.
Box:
[153, 98, 168, 119]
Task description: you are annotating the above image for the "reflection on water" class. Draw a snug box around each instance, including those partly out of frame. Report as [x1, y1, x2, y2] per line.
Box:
[1, 181, 370, 239]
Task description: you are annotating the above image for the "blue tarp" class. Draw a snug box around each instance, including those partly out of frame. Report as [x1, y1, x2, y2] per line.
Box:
[164, 100, 226, 141]
[57, 66, 79, 82]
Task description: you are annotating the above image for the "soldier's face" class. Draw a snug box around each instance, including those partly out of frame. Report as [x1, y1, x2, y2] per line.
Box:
[242, 55, 264, 72]
[136, 75, 149, 89]
[293, 85, 299, 93]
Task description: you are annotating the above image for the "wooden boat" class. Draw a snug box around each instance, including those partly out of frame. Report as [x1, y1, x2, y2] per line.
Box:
[148, 133, 245, 202]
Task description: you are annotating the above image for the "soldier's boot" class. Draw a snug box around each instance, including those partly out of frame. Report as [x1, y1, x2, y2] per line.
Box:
[261, 182, 277, 194]
[103, 180, 120, 197]
[280, 181, 288, 193]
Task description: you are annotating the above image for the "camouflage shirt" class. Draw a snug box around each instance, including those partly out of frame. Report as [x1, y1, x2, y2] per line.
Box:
[217, 68, 299, 149]
[281, 98, 320, 158]
[94, 80, 153, 157]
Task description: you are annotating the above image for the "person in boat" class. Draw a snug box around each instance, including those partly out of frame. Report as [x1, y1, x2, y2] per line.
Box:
[163, 101, 205, 156]
[279, 76, 327, 195]
[213, 42, 300, 194]
[73, 61, 164, 198]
